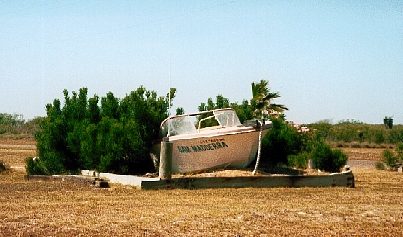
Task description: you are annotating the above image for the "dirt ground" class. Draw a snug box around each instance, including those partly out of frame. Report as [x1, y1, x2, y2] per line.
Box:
[344, 147, 384, 169]
[1, 138, 402, 236]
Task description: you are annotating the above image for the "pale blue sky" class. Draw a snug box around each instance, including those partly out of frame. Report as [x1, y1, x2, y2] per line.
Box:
[1, 0, 402, 124]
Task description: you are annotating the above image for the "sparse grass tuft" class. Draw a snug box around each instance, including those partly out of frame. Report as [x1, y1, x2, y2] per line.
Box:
[375, 161, 385, 170]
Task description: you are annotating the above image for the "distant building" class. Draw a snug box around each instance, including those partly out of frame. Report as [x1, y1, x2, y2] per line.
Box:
[287, 120, 310, 133]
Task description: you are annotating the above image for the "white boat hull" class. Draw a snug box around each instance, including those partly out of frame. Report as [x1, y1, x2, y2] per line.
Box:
[153, 127, 267, 173]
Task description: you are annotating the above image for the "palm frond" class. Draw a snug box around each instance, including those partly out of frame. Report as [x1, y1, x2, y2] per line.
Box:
[269, 103, 288, 111]
[263, 92, 280, 101]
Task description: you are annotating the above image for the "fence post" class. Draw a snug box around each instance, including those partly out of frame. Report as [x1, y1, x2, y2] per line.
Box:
[159, 141, 173, 180]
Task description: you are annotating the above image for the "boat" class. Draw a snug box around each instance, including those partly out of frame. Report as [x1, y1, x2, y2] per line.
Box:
[151, 108, 270, 174]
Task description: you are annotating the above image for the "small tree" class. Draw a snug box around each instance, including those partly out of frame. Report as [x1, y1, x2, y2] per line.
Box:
[251, 80, 288, 120]
[381, 143, 403, 170]
[260, 118, 305, 167]
[197, 80, 290, 173]
[250, 80, 288, 174]
[29, 86, 175, 175]
[384, 116, 393, 129]
[310, 139, 348, 172]
[198, 80, 287, 123]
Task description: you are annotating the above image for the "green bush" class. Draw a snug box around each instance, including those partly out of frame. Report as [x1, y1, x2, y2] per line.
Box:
[260, 118, 305, 167]
[287, 152, 309, 169]
[396, 143, 403, 161]
[26, 157, 51, 175]
[375, 161, 385, 170]
[96, 117, 152, 174]
[382, 149, 399, 169]
[258, 120, 347, 172]
[380, 143, 403, 170]
[311, 141, 347, 173]
[30, 86, 174, 175]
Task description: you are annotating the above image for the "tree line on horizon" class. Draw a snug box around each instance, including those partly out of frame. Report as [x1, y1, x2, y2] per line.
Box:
[2, 111, 402, 143]
[307, 120, 403, 145]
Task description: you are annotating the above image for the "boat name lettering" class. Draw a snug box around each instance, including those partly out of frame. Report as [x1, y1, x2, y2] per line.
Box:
[177, 141, 229, 154]
[199, 138, 225, 144]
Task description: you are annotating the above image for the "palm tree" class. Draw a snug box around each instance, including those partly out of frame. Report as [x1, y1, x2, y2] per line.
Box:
[251, 80, 288, 119]
[251, 80, 287, 175]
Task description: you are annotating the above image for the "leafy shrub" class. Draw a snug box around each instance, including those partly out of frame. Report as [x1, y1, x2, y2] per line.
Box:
[382, 149, 399, 169]
[380, 143, 403, 170]
[308, 120, 332, 140]
[260, 118, 305, 167]
[396, 143, 403, 161]
[287, 152, 309, 169]
[30, 86, 174, 175]
[259, 121, 347, 172]
[311, 141, 348, 173]
[388, 129, 403, 144]
[96, 117, 152, 174]
[375, 161, 385, 170]
[373, 130, 385, 144]
[26, 157, 51, 175]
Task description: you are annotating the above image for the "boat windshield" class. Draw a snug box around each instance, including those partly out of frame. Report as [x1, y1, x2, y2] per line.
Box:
[161, 109, 242, 137]
[162, 116, 197, 137]
[213, 110, 241, 127]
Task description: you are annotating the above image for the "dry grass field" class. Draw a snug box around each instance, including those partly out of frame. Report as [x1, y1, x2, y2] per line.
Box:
[1, 138, 402, 236]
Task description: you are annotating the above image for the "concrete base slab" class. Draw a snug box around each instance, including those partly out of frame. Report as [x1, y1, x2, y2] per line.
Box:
[25, 174, 99, 186]
[99, 173, 159, 187]
[139, 171, 355, 190]
[94, 171, 354, 190]
[27, 171, 354, 190]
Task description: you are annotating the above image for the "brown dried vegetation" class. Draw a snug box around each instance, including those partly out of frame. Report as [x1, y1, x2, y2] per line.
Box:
[1, 138, 402, 236]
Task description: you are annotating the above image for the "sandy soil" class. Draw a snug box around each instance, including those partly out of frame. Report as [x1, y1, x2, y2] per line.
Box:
[343, 147, 384, 169]
[342, 147, 384, 161]
[1, 138, 402, 236]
